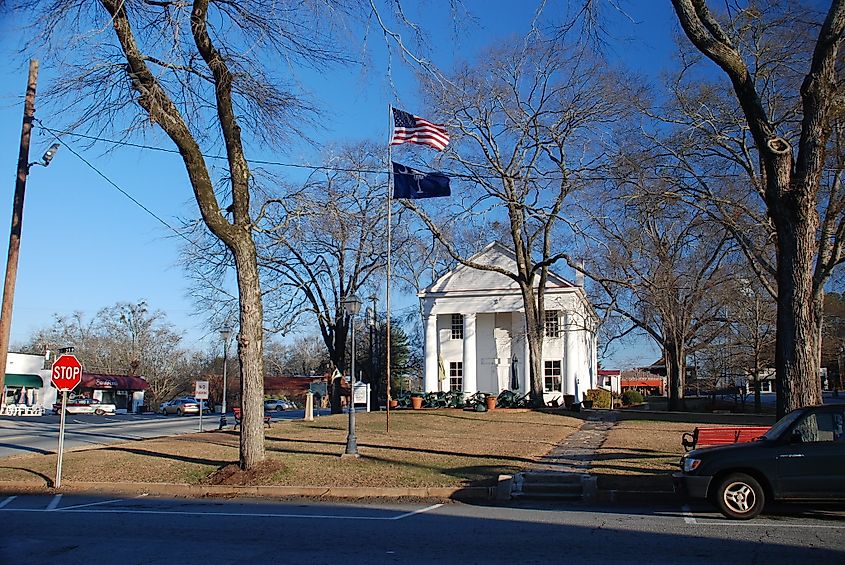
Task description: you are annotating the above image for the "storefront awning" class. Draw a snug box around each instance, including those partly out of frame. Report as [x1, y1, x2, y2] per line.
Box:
[3, 373, 44, 388]
[81, 374, 149, 390]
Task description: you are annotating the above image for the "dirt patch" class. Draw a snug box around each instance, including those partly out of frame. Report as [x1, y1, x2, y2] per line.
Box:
[205, 459, 286, 486]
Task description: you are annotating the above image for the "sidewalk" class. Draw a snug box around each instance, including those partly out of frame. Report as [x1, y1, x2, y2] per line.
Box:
[523, 409, 678, 503]
[530, 409, 619, 474]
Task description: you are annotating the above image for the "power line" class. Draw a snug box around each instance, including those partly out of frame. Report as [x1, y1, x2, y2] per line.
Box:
[37, 120, 198, 248]
[36, 124, 764, 181]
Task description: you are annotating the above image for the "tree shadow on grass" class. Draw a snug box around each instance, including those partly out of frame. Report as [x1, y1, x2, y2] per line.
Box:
[265, 436, 540, 466]
[0, 465, 55, 487]
[97, 446, 230, 468]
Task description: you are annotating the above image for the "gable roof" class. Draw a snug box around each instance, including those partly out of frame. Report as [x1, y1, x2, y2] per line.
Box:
[421, 241, 575, 294]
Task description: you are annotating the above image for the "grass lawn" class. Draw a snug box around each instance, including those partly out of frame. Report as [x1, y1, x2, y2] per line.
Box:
[0, 409, 581, 488]
[592, 420, 691, 491]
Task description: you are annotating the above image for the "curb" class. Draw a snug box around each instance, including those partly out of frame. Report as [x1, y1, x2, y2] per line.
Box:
[0, 480, 492, 501]
[596, 489, 679, 504]
[0, 480, 680, 505]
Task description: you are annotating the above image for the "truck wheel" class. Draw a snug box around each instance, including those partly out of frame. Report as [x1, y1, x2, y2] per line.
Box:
[95, 408, 105, 416]
[714, 473, 765, 519]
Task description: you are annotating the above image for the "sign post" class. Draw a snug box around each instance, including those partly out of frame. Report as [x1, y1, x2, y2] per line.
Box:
[194, 380, 209, 432]
[51, 354, 82, 488]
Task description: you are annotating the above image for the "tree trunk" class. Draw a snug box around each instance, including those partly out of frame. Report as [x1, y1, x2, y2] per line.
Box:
[519, 284, 546, 408]
[328, 320, 348, 415]
[774, 202, 823, 417]
[665, 341, 686, 411]
[233, 242, 266, 469]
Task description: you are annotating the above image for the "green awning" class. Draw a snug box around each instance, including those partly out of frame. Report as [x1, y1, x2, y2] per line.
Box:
[3, 374, 44, 388]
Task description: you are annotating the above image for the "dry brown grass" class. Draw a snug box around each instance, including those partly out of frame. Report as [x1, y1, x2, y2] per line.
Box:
[0, 409, 581, 488]
[593, 420, 694, 491]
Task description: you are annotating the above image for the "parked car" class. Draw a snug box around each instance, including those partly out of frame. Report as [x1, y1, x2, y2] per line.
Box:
[264, 399, 295, 412]
[52, 397, 117, 416]
[675, 404, 845, 519]
[160, 397, 201, 416]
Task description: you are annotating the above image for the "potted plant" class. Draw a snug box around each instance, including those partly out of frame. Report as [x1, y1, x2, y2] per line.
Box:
[410, 392, 424, 410]
[484, 393, 497, 411]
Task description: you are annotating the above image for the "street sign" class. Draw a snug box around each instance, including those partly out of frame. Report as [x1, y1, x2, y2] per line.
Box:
[52, 353, 83, 489]
[51, 354, 82, 392]
[194, 380, 209, 400]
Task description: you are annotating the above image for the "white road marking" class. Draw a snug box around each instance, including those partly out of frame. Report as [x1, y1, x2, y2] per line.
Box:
[59, 498, 123, 511]
[390, 503, 443, 520]
[682, 504, 697, 525]
[0, 496, 16, 508]
[0, 504, 441, 521]
[46, 494, 62, 511]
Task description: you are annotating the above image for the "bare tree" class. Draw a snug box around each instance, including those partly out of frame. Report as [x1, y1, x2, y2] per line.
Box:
[255, 143, 400, 413]
[264, 336, 329, 376]
[404, 37, 636, 406]
[13, 0, 365, 468]
[584, 167, 737, 410]
[24, 301, 189, 407]
[668, 0, 845, 415]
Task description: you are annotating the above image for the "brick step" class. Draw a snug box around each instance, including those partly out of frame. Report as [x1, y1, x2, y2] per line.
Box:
[511, 491, 584, 501]
[521, 473, 584, 485]
[512, 472, 586, 501]
[520, 482, 583, 495]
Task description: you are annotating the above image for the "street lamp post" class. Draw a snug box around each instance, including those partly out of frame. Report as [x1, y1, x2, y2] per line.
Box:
[341, 293, 362, 457]
[218, 328, 232, 430]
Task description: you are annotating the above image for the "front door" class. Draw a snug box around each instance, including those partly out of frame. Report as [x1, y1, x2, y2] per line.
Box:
[776, 409, 845, 499]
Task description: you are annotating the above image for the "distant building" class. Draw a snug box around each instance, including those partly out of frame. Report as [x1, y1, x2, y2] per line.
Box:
[2, 352, 148, 413]
[418, 242, 598, 404]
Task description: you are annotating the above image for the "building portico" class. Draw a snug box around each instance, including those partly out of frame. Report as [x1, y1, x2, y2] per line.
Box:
[419, 243, 598, 405]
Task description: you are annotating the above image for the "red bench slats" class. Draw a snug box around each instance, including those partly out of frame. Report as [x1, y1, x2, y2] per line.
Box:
[682, 426, 769, 451]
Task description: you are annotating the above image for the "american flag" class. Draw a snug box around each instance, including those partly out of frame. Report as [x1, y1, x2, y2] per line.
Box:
[390, 107, 449, 151]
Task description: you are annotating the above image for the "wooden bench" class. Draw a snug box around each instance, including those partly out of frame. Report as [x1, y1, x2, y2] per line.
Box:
[682, 426, 769, 451]
[232, 407, 272, 429]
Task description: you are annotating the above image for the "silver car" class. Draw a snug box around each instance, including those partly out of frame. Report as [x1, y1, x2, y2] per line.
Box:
[160, 398, 200, 416]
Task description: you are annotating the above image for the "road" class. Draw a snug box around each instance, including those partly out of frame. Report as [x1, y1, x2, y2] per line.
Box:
[0, 495, 842, 564]
[0, 410, 329, 458]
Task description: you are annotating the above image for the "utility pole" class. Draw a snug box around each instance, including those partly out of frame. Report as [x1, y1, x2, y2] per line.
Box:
[0, 60, 39, 406]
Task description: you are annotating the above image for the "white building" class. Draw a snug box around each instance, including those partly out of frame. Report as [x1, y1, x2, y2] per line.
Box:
[418, 242, 598, 405]
[2, 352, 57, 412]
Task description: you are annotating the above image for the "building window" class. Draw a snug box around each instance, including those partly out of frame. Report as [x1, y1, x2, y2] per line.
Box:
[544, 360, 562, 392]
[544, 310, 560, 337]
[451, 314, 464, 339]
[449, 361, 463, 391]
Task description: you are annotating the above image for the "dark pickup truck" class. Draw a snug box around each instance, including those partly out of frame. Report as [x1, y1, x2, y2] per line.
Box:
[674, 404, 845, 519]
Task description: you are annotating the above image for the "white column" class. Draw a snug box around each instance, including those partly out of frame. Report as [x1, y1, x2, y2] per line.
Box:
[462, 313, 477, 393]
[564, 311, 578, 398]
[424, 313, 438, 392]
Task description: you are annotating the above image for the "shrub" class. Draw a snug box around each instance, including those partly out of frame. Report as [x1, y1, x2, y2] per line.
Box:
[585, 388, 611, 409]
[621, 389, 644, 406]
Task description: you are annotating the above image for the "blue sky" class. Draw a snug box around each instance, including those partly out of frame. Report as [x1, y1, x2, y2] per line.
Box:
[0, 2, 675, 366]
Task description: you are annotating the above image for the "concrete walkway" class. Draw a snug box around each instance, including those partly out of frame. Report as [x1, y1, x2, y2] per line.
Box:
[530, 410, 619, 474]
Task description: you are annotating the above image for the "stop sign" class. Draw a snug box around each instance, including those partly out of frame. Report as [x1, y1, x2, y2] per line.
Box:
[51, 354, 83, 392]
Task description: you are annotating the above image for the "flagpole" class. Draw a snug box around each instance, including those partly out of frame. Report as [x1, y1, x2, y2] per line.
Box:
[386, 104, 393, 434]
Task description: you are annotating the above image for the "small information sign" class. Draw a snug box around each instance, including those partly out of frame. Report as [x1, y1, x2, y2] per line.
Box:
[194, 380, 209, 400]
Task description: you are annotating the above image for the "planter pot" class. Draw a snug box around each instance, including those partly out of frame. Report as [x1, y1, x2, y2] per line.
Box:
[411, 396, 424, 410]
[582, 400, 594, 409]
[563, 394, 575, 408]
[389, 399, 399, 409]
[485, 395, 497, 411]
